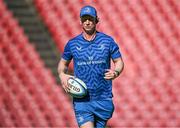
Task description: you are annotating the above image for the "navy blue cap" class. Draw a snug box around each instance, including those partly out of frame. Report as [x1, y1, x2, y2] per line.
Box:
[80, 5, 97, 18]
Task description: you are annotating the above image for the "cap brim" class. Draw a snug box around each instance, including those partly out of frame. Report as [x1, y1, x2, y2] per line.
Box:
[80, 14, 96, 18]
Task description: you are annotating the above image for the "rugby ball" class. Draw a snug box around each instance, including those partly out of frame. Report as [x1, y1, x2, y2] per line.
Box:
[67, 77, 87, 98]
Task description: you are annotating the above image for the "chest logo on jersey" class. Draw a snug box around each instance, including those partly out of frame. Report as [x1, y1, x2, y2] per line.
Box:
[98, 44, 105, 50]
[88, 56, 93, 60]
[76, 46, 82, 51]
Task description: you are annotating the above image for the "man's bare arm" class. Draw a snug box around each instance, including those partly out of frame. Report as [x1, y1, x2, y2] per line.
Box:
[104, 57, 124, 80]
[58, 58, 72, 92]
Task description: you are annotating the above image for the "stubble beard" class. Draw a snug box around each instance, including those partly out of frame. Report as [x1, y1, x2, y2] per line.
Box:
[83, 26, 96, 35]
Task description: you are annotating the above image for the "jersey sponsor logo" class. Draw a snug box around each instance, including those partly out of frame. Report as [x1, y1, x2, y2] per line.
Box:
[77, 59, 106, 66]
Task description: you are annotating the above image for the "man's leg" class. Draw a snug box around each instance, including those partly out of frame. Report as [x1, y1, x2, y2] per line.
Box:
[73, 102, 94, 127]
[80, 121, 94, 128]
[93, 100, 114, 128]
[94, 116, 107, 128]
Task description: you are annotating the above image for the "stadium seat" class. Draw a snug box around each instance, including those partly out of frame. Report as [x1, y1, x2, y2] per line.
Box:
[0, 0, 77, 127]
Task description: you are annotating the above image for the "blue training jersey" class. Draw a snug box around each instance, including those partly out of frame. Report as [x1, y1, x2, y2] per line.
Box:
[62, 32, 121, 101]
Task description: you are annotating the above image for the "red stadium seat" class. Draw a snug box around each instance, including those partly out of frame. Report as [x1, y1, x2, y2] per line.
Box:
[0, 0, 77, 127]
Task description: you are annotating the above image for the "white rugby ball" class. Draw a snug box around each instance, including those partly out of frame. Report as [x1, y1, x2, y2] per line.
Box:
[67, 77, 87, 98]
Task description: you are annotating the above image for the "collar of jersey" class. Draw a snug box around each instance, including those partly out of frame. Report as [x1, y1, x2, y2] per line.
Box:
[81, 31, 99, 42]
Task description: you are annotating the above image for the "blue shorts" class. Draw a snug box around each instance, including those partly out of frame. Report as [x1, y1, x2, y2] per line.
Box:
[73, 99, 114, 127]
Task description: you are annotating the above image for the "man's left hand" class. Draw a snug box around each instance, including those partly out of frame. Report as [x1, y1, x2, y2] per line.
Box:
[104, 69, 118, 80]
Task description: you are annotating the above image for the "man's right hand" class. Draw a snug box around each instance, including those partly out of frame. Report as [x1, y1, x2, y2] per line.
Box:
[59, 73, 74, 93]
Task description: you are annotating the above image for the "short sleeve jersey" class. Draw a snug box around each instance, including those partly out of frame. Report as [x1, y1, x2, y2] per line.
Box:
[62, 32, 121, 101]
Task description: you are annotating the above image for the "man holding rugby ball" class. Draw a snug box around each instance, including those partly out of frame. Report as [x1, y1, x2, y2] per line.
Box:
[58, 5, 124, 128]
